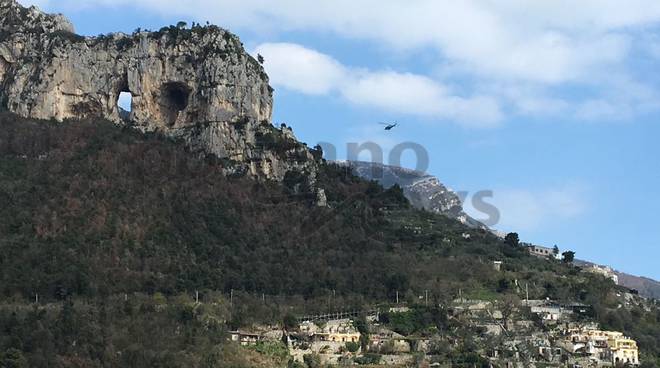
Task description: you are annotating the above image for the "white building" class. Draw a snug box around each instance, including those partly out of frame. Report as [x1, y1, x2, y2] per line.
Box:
[584, 265, 619, 285]
[527, 245, 558, 259]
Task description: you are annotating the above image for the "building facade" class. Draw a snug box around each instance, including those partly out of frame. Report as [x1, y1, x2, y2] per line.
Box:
[563, 328, 639, 366]
[584, 265, 619, 285]
[527, 245, 558, 259]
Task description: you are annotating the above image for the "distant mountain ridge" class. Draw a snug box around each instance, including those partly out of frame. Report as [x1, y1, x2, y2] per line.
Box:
[341, 161, 488, 230]
[575, 259, 660, 299]
[345, 160, 660, 300]
[615, 273, 660, 299]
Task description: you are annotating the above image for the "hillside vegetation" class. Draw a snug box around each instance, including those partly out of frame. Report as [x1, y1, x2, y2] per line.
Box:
[0, 114, 659, 366]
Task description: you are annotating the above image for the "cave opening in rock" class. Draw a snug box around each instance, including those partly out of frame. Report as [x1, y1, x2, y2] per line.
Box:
[116, 81, 133, 121]
[118, 92, 132, 111]
[161, 82, 190, 126]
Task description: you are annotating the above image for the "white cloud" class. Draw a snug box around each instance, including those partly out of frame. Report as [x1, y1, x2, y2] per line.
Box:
[465, 183, 588, 232]
[254, 43, 346, 95]
[341, 71, 501, 126]
[33, 0, 660, 83]
[255, 43, 502, 126]
[574, 77, 660, 121]
[25, 0, 660, 123]
[341, 72, 449, 115]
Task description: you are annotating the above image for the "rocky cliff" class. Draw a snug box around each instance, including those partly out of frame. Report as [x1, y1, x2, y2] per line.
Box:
[342, 161, 488, 230]
[0, 0, 318, 182]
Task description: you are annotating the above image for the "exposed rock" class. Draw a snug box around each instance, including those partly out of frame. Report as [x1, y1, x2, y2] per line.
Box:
[0, 0, 317, 181]
[341, 160, 489, 230]
[315, 188, 328, 207]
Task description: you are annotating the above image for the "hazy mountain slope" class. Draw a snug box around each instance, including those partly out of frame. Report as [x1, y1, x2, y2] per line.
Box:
[616, 273, 660, 299]
[575, 260, 660, 299]
[343, 161, 488, 230]
[348, 161, 660, 300]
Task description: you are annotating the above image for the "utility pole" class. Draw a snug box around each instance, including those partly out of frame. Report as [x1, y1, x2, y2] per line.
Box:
[334, 289, 337, 310]
[425, 290, 429, 306]
[35, 293, 38, 304]
[396, 290, 399, 304]
[229, 289, 234, 323]
[195, 290, 199, 303]
[525, 283, 529, 305]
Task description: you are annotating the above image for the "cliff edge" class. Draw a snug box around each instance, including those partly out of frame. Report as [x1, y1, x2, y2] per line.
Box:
[0, 0, 318, 181]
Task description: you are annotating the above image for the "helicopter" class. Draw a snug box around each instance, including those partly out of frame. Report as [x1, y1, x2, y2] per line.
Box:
[379, 121, 398, 130]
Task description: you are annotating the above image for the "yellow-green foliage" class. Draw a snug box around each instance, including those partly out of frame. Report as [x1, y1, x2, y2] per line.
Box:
[247, 341, 289, 361]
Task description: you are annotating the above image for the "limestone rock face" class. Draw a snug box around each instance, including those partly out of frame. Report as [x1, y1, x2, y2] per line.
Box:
[0, 0, 317, 181]
[343, 160, 490, 230]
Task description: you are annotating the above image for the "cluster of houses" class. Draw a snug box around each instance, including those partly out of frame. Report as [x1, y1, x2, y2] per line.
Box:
[227, 297, 641, 367]
[289, 310, 416, 366]
[224, 246, 643, 366]
[228, 247, 641, 367]
[561, 328, 639, 366]
[298, 318, 361, 344]
[457, 297, 641, 367]
[522, 300, 639, 366]
[583, 264, 619, 285]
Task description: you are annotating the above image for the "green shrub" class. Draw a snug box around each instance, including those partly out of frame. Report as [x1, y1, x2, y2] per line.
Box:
[249, 341, 289, 360]
[345, 341, 360, 353]
[302, 353, 321, 368]
[0, 348, 28, 368]
[354, 353, 381, 365]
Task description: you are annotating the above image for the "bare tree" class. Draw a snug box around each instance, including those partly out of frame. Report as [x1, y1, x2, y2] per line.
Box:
[498, 294, 521, 331]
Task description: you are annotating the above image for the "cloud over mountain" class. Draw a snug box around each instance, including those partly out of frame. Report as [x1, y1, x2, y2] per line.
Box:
[254, 43, 502, 126]
[19, 0, 660, 125]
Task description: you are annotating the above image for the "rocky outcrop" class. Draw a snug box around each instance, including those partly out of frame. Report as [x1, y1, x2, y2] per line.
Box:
[0, 0, 317, 181]
[342, 160, 488, 230]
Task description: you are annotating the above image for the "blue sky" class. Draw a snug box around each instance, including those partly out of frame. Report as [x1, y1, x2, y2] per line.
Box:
[20, 1, 660, 280]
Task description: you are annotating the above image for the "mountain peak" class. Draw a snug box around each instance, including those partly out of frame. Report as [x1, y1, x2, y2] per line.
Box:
[342, 160, 489, 230]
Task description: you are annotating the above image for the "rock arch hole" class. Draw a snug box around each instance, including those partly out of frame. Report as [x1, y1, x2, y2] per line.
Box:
[118, 91, 132, 111]
[116, 80, 133, 121]
[160, 82, 190, 126]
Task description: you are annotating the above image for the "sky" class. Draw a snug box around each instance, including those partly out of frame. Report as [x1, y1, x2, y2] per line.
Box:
[18, 0, 660, 280]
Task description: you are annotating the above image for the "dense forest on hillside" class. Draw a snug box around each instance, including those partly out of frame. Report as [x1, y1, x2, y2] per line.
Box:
[0, 114, 562, 302]
[0, 114, 659, 366]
